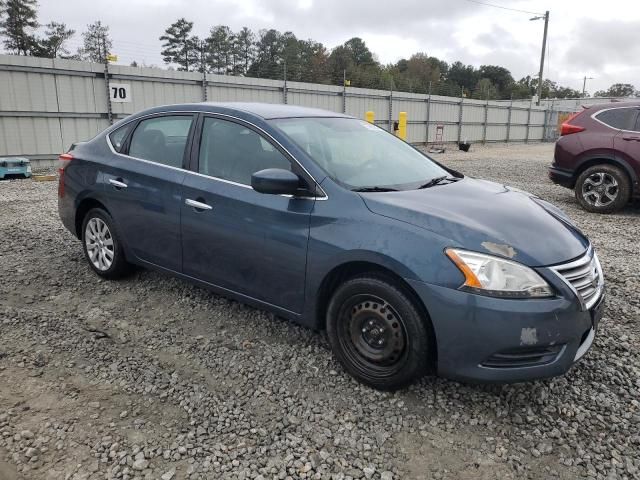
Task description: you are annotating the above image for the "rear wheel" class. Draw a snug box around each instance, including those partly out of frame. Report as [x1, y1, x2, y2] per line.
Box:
[575, 164, 630, 213]
[326, 275, 433, 390]
[81, 208, 132, 279]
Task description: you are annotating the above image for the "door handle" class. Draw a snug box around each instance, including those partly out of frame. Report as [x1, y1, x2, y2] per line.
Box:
[185, 198, 212, 211]
[622, 136, 640, 141]
[108, 178, 128, 189]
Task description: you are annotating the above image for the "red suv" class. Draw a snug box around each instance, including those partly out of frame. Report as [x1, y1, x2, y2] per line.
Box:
[549, 102, 640, 213]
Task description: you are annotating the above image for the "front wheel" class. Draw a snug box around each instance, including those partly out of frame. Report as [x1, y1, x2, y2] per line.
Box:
[575, 164, 630, 213]
[81, 208, 132, 279]
[326, 275, 433, 390]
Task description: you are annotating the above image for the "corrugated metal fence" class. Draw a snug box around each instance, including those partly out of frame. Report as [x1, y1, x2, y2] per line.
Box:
[0, 54, 568, 166]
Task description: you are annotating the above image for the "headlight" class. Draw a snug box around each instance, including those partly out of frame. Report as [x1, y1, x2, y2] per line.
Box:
[445, 248, 553, 298]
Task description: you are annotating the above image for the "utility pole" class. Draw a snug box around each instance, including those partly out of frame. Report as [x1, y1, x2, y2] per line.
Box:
[582, 76, 594, 97]
[531, 10, 549, 106]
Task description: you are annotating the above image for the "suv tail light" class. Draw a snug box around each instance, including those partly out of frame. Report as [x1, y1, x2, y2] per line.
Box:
[560, 111, 586, 136]
[58, 153, 74, 198]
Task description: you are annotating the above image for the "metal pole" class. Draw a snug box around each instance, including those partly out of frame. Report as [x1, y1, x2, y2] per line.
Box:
[102, 36, 113, 125]
[525, 96, 532, 143]
[342, 69, 347, 113]
[283, 59, 288, 104]
[201, 41, 207, 102]
[536, 10, 549, 106]
[457, 86, 464, 144]
[388, 83, 393, 132]
[506, 95, 513, 143]
[425, 81, 432, 144]
[482, 97, 489, 144]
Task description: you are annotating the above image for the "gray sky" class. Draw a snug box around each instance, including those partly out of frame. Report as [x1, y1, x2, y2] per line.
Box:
[37, 0, 639, 94]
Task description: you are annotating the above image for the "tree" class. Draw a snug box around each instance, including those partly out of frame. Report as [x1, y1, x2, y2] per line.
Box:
[206, 25, 234, 74]
[234, 26, 255, 75]
[160, 18, 199, 71]
[477, 65, 514, 96]
[248, 29, 284, 79]
[33, 21, 74, 57]
[0, 0, 39, 55]
[446, 61, 478, 93]
[79, 21, 112, 63]
[594, 83, 637, 98]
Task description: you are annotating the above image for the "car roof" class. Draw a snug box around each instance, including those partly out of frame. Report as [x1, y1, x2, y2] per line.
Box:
[182, 102, 353, 120]
[588, 101, 640, 110]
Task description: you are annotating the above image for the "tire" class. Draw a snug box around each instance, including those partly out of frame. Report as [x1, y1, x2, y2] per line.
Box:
[326, 275, 433, 390]
[81, 208, 132, 279]
[575, 164, 630, 213]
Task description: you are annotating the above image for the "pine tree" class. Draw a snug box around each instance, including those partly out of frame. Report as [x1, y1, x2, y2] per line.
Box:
[0, 0, 39, 55]
[234, 27, 255, 75]
[33, 21, 74, 58]
[160, 18, 199, 72]
[79, 21, 112, 63]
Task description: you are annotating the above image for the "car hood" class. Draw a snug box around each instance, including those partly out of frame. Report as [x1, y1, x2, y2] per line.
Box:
[360, 178, 589, 266]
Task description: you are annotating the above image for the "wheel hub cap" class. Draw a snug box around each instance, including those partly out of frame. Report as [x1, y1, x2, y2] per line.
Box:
[85, 217, 114, 271]
[348, 298, 406, 365]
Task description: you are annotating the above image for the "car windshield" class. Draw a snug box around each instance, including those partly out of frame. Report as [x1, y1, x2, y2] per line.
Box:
[269, 117, 451, 190]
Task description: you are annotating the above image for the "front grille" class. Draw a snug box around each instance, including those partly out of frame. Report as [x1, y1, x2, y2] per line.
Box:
[482, 345, 564, 368]
[551, 248, 603, 310]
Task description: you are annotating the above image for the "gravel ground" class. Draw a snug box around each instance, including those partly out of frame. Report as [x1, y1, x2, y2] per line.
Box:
[0, 143, 639, 480]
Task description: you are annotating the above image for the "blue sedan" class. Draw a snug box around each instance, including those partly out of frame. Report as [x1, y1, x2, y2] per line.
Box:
[0, 157, 31, 179]
[58, 103, 604, 390]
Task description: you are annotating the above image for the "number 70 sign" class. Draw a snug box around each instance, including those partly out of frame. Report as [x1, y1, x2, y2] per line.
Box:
[109, 83, 131, 103]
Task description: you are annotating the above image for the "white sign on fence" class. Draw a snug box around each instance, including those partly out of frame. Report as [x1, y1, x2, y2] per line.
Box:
[109, 83, 131, 103]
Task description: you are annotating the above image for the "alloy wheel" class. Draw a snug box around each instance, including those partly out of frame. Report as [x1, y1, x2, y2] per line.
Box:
[85, 217, 115, 271]
[582, 172, 619, 207]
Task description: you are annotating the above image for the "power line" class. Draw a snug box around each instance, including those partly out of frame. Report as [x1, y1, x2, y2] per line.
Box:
[462, 0, 544, 15]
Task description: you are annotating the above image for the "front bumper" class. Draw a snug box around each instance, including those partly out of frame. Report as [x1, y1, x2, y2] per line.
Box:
[407, 278, 603, 383]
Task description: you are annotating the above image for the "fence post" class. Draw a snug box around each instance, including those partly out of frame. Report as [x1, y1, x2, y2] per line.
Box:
[425, 81, 432, 144]
[483, 98, 489, 144]
[283, 60, 288, 104]
[342, 69, 347, 113]
[457, 86, 464, 144]
[525, 97, 532, 143]
[506, 96, 513, 143]
[200, 41, 207, 101]
[388, 85, 393, 132]
[102, 38, 113, 125]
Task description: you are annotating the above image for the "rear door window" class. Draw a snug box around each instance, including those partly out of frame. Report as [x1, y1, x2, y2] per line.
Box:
[109, 124, 133, 153]
[128, 115, 193, 168]
[595, 108, 637, 130]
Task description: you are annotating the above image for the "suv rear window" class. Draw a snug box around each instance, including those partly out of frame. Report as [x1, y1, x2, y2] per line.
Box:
[595, 108, 637, 130]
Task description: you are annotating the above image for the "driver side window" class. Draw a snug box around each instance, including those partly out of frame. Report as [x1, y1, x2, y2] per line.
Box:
[198, 117, 292, 185]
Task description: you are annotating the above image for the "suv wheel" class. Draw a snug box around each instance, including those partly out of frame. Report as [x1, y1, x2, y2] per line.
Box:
[81, 208, 132, 279]
[326, 275, 433, 390]
[575, 164, 630, 213]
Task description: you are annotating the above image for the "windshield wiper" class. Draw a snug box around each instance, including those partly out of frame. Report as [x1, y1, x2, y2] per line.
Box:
[351, 186, 399, 192]
[417, 176, 458, 189]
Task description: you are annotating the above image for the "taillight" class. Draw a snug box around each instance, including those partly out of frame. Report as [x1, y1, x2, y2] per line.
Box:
[58, 153, 73, 198]
[560, 111, 586, 136]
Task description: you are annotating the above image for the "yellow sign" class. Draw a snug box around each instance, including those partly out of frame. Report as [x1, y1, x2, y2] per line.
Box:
[107, 54, 118, 62]
[344, 79, 351, 86]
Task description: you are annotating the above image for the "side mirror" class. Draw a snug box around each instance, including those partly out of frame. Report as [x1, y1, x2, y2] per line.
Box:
[251, 168, 301, 195]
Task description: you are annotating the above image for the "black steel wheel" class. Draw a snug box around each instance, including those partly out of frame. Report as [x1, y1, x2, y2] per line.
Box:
[326, 275, 433, 390]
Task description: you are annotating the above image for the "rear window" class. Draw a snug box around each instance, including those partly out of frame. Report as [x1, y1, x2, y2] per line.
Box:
[595, 108, 637, 130]
[109, 124, 132, 153]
